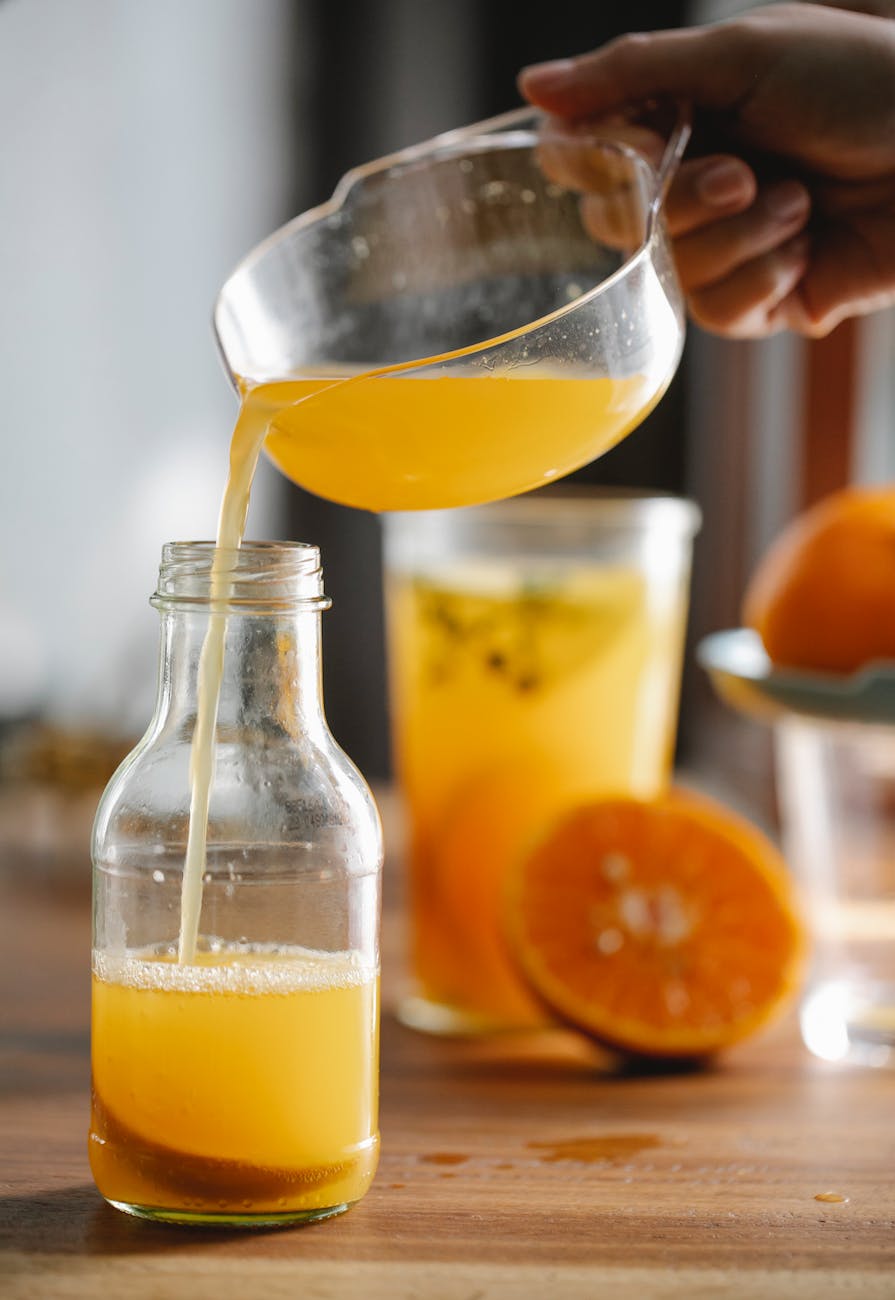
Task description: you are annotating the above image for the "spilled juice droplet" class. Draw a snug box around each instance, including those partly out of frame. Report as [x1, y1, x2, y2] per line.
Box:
[528, 1134, 662, 1164]
[814, 1192, 848, 1204]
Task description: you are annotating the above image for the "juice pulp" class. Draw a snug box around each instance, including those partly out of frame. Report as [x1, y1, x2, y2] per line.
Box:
[386, 561, 689, 1030]
[89, 945, 379, 1222]
[246, 371, 656, 512]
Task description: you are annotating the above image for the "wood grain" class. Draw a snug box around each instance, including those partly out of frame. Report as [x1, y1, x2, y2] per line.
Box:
[2, 821, 895, 1300]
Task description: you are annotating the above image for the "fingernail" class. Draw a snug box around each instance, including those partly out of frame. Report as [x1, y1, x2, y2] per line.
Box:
[519, 59, 577, 93]
[697, 159, 753, 206]
[766, 180, 810, 222]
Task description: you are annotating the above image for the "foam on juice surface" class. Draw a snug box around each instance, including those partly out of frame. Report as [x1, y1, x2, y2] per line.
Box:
[95, 944, 376, 995]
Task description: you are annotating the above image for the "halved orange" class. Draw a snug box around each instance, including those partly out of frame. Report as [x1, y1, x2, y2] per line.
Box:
[429, 765, 572, 1025]
[505, 792, 806, 1058]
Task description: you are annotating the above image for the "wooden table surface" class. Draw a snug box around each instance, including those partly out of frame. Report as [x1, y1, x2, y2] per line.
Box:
[3, 794, 895, 1300]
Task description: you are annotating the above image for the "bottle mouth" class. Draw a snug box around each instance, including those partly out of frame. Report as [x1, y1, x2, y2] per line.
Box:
[151, 541, 332, 613]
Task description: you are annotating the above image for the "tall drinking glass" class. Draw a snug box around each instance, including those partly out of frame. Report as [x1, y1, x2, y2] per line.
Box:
[383, 492, 700, 1033]
[777, 717, 895, 1067]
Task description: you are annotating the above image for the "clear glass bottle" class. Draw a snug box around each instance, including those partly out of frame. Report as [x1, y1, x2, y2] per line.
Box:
[89, 541, 382, 1227]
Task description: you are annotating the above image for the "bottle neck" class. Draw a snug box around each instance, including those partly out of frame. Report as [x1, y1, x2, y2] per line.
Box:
[147, 540, 332, 743]
[153, 606, 326, 741]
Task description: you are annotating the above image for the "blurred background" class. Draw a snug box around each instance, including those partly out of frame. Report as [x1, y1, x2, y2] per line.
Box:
[1, 0, 893, 880]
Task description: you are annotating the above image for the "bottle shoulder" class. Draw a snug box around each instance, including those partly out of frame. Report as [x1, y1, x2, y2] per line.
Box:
[92, 726, 382, 873]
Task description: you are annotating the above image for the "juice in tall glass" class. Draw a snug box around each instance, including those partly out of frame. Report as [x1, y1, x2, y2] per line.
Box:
[384, 494, 700, 1032]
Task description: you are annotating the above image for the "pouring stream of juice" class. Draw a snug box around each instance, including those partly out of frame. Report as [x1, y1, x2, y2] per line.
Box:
[178, 397, 267, 961]
[177, 366, 657, 962]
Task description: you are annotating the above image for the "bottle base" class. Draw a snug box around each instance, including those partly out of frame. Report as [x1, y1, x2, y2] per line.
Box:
[105, 1198, 352, 1229]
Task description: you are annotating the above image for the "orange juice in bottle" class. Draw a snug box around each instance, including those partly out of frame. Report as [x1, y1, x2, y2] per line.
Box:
[90, 947, 379, 1220]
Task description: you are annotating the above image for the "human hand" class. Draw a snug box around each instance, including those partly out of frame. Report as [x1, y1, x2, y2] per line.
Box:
[520, 3, 895, 338]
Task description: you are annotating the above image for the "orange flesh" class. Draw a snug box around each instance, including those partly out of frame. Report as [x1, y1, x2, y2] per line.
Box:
[505, 794, 806, 1057]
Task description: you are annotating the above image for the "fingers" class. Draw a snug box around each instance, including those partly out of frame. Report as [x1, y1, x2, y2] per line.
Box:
[659, 159, 812, 336]
[537, 123, 666, 255]
[679, 175, 895, 336]
[519, 26, 755, 120]
[768, 291, 869, 339]
[770, 214, 895, 337]
[687, 235, 811, 337]
[664, 156, 757, 236]
[580, 192, 645, 253]
[766, 291, 843, 339]
[536, 129, 646, 199]
[578, 141, 811, 335]
[675, 178, 811, 289]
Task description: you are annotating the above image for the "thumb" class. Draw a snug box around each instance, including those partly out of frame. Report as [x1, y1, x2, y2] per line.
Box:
[519, 27, 751, 120]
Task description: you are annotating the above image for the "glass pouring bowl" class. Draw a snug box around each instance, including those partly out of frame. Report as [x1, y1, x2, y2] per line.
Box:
[214, 105, 691, 512]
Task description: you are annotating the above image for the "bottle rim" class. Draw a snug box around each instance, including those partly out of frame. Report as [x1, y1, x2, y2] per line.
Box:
[151, 540, 332, 613]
